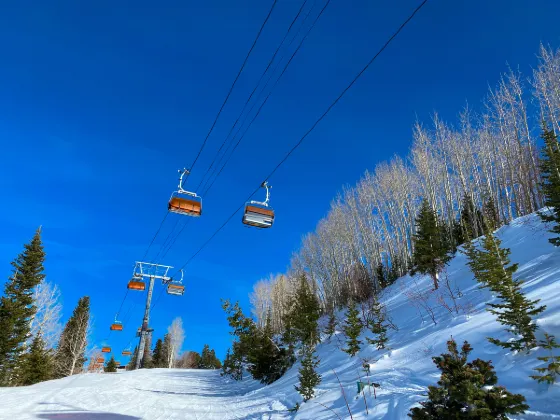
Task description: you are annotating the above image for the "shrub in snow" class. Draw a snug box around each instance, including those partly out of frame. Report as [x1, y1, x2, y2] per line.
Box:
[409, 338, 528, 419]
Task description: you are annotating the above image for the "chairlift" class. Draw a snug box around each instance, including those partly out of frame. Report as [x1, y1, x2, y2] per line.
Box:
[122, 349, 132, 356]
[242, 181, 274, 228]
[127, 273, 145, 291]
[96, 357, 104, 363]
[110, 315, 123, 331]
[166, 270, 185, 296]
[168, 168, 202, 217]
[101, 346, 111, 353]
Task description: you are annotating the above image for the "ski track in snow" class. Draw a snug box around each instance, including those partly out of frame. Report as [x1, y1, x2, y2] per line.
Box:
[1, 212, 559, 419]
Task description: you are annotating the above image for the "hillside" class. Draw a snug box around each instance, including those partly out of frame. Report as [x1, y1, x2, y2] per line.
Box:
[1, 212, 559, 419]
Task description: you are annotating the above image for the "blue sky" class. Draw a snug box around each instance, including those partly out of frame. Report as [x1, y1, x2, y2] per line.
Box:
[1, 0, 560, 361]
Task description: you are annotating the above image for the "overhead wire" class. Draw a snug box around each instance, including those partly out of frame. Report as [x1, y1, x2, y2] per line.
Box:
[185, 0, 279, 179]
[194, 0, 310, 193]
[200, 0, 327, 198]
[171, 0, 429, 277]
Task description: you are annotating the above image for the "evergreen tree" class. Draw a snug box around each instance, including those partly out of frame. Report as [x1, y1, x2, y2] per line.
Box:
[127, 346, 138, 371]
[376, 263, 387, 289]
[366, 298, 389, 350]
[221, 299, 258, 380]
[466, 230, 545, 351]
[199, 344, 222, 369]
[538, 124, 560, 246]
[152, 339, 164, 368]
[105, 356, 117, 373]
[20, 332, 53, 385]
[0, 228, 46, 385]
[482, 197, 500, 231]
[161, 333, 171, 368]
[409, 338, 528, 419]
[324, 311, 337, 338]
[343, 301, 363, 356]
[459, 194, 485, 243]
[54, 296, 90, 378]
[294, 345, 321, 402]
[141, 334, 153, 368]
[283, 274, 321, 346]
[530, 333, 560, 384]
[411, 200, 452, 290]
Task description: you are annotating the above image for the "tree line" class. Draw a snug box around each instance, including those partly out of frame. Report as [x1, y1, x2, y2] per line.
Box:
[0, 229, 92, 386]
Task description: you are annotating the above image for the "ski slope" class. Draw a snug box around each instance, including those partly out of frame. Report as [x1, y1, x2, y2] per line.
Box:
[1, 212, 559, 419]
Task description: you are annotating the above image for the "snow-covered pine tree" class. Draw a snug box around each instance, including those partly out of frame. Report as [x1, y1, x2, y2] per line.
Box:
[409, 338, 528, 419]
[538, 124, 560, 246]
[530, 333, 560, 384]
[366, 298, 388, 350]
[20, 331, 53, 385]
[105, 356, 117, 373]
[294, 345, 321, 402]
[0, 228, 45, 385]
[466, 230, 545, 351]
[411, 200, 452, 290]
[54, 296, 90, 378]
[343, 301, 363, 356]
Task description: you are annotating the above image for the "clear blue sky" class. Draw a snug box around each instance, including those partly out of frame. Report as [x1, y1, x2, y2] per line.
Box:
[1, 0, 559, 361]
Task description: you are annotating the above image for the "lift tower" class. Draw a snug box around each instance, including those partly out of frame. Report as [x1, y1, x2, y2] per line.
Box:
[132, 262, 173, 369]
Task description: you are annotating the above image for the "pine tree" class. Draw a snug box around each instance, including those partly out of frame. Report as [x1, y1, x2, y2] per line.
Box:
[199, 344, 222, 369]
[366, 298, 388, 350]
[409, 338, 528, 419]
[538, 124, 560, 246]
[376, 263, 388, 289]
[459, 194, 485, 243]
[530, 333, 560, 384]
[283, 274, 321, 346]
[294, 345, 321, 402]
[54, 296, 90, 378]
[343, 301, 363, 357]
[20, 332, 53, 385]
[127, 346, 138, 371]
[221, 348, 243, 380]
[161, 333, 171, 368]
[0, 228, 46, 385]
[324, 311, 337, 338]
[466, 230, 545, 351]
[141, 334, 153, 368]
[105, 356, 117, 373]
[411, 200, 452, 290]
[483, 197, 500, 231]
[152, 339, 164, 368]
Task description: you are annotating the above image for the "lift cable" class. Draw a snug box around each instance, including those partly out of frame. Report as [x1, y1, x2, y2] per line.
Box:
[186, 0, 279, 180]
[194, 0, 310, 192]
[171, 0, 429, 277]
[200, 0, 329, 198]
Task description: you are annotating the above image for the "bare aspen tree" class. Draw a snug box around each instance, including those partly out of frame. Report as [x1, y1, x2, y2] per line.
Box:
[30, 280, 63, 349]
[167, 317, 185, 368]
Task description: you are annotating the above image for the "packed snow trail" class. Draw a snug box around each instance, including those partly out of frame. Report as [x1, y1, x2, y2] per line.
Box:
[1, 212, 560, 419]
[0, 368, 290, 419]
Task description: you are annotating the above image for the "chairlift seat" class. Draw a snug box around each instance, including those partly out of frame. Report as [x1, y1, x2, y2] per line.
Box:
[101, 347, 111, 353]
[168, 196, 202, 217]
[127, 280, 146, 291]
[110, 323, 123, 331]
[167, 283, 185, 296]
[122, 350, 132, 356]
[243, 204, 274, 228]
[96, 357, 104, 363]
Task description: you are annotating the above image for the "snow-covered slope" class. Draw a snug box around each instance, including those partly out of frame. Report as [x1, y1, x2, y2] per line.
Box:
[1, 212, 559, 419]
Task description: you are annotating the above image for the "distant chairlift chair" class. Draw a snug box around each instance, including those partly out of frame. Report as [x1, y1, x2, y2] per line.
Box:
[110, 315, 123, 331]
[127, 273, 145, 291]
[242, 181, 274, 228]
[168, 168, 202, 217]
[166, 270, 185, 296]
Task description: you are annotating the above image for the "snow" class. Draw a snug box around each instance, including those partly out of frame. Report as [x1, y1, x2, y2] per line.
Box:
[1, 212, 559, 419]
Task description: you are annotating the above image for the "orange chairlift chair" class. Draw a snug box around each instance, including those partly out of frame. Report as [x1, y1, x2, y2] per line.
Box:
[101, 346, 111, 353]
[168, 168, 202, 217]
[110, 315, 123, 331]
[127, 264, 146, 291]
[166, 270, 185, 296]
[242, 181, 274, 228]
[122, 348, 132, 356]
